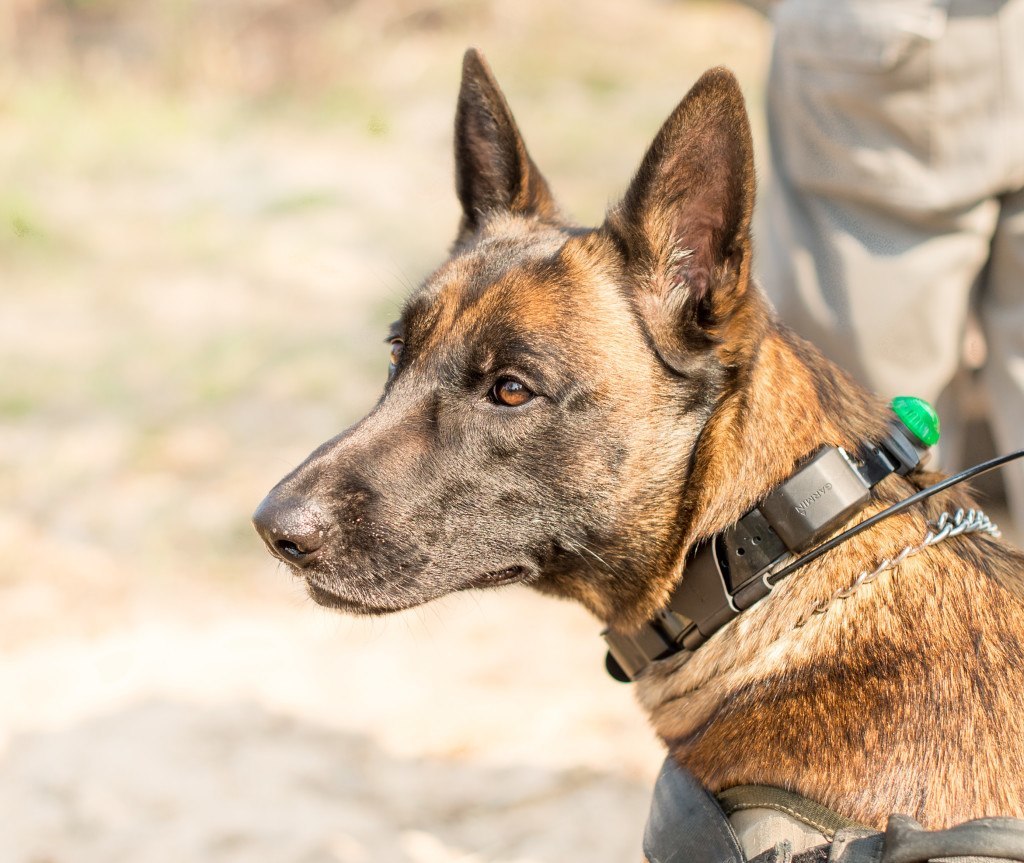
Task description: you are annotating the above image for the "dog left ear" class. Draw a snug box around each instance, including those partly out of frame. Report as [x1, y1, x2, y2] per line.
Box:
[453, 49, 558, 242]
[606, 67, 755, 371]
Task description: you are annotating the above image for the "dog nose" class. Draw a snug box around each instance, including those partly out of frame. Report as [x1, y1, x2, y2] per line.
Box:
[252, 494, 328, 567]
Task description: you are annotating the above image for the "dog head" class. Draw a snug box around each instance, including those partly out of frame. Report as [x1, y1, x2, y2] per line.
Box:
[253, 50, 760, 627]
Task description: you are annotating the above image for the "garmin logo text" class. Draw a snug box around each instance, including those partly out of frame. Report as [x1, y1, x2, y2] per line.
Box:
[796, 482, 833, 515]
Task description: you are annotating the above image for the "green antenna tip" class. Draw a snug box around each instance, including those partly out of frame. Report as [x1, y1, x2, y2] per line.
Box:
[892, 395, 941, 447]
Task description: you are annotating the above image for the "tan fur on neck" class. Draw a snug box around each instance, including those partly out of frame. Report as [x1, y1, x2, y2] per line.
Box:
[637, 323, 1024, 829]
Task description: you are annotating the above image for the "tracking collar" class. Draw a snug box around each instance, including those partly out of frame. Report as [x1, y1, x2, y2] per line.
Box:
[604, 401, 936, 682]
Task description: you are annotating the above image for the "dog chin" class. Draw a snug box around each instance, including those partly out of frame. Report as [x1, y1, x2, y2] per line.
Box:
[304, 580, 418, 615]
[304, 563, 536, 616]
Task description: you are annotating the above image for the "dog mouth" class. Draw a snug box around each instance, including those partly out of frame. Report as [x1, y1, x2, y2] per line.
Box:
[467, 565, 531, 588]
[304, 581, 401, 615]
[302, 564, 534, 615]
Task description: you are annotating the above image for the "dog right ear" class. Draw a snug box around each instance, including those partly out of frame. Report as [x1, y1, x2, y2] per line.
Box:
[605, 67, 756, 374]
[453, 49, 558, 243]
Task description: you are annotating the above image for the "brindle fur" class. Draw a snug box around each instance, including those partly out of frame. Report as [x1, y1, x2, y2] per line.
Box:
[254, 50, 1024, 830]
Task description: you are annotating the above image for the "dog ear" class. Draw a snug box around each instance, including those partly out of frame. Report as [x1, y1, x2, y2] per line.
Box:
[606, 68, 755, 371]
[454, 48, 558, 240]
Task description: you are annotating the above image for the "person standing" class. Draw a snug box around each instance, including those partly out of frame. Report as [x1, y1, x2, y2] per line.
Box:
[757, 0, 1024, 532]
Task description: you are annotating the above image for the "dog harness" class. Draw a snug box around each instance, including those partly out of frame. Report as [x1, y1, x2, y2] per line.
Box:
[644, 758, 1024, 863]
[604, 398, 944, 682]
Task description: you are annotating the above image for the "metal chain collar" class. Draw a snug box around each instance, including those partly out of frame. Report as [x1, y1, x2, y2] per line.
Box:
[797, 508, 1001, 627]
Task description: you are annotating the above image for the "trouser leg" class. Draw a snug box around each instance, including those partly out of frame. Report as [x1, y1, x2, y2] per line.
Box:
[980, 186, 1024, 533]
[759, 150, 1000, 476]
[756, 0, 1004, 470]
[760, 184, 998, 407]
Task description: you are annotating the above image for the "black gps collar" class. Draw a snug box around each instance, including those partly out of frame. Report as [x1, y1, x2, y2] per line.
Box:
[603, 420, 929, 682]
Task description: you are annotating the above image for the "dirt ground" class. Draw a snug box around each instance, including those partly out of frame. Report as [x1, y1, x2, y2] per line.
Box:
[0, 2, 772, 861]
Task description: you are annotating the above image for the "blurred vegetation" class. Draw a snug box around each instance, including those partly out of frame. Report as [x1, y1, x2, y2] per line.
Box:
[0, 0, 770, 644]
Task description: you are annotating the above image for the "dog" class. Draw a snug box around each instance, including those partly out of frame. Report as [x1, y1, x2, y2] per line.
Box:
[254, 49, 1024, 842]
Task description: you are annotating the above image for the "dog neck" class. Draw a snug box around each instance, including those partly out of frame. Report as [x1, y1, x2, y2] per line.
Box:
[596, 307, 917, 675]
[610, 306, 894, 631]
[680, 319, 891, 554]
[626, 313, 1024, 828]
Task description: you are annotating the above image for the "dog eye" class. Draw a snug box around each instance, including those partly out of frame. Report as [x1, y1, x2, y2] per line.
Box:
[388, 339, 404, 377]
[491, 377, 533, 407]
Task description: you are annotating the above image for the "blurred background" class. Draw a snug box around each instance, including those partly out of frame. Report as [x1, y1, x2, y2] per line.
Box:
[0, 2, 774, 861]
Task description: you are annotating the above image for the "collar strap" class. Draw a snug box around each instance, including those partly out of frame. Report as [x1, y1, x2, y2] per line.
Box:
[604, 420, 927, 682]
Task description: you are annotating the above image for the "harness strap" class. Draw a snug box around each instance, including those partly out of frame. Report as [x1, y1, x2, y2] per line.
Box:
[730, 808, 833, 860]
[747, 829, 883, 863]
[749, 817, 1024, 863]
[646, 758, 1024, 863]
[643, 759, 745, 863]
[718, 784, 868, 840]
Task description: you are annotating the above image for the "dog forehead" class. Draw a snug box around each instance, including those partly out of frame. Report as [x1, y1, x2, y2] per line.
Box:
[445, 223, 567, 293]
[406, 226, 577, 336]
[407, 220, 625, 337]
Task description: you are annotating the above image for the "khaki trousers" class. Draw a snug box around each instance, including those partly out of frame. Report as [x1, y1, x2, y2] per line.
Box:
[757, 0, 1024, 530]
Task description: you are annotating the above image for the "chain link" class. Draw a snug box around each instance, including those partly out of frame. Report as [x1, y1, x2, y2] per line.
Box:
[796, 508, 1001, 627]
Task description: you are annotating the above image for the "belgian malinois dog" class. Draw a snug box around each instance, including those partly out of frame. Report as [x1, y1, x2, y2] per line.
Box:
[254, 50, 1024, 834]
